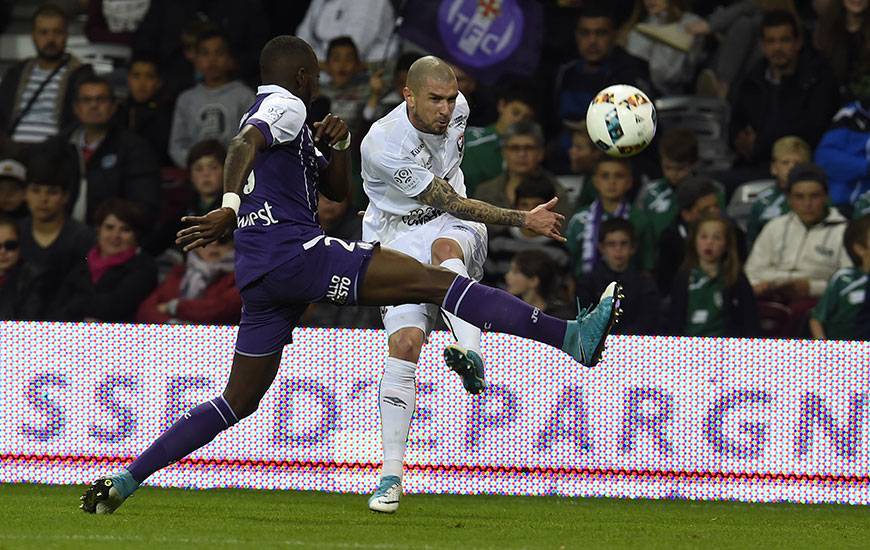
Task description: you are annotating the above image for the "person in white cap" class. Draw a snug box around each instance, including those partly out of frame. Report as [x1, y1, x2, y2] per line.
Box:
[0, 158, 27, 219]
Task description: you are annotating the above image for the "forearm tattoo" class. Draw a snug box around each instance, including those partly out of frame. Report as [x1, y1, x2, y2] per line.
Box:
[415, 177, 526, 227]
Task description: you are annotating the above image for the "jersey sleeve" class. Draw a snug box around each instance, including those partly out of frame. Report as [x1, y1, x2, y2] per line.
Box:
[810, 276, 839, 322]
[364, 146, 435, 198]
[243, 94, 307, 147]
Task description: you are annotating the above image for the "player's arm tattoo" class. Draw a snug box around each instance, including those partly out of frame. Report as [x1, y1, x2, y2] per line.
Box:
[415, 177, 527, 227]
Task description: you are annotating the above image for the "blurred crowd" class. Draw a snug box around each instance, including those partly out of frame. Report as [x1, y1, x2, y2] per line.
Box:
[0, 0, 868, 341]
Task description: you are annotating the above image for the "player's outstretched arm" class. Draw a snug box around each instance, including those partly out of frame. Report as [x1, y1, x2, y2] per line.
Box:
[416, 177, 566, 242]
[176, 126, 265, 251]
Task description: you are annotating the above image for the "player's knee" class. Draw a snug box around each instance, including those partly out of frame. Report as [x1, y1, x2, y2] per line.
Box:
[388, 329, 424, 362]
[431, 239, 461, 264]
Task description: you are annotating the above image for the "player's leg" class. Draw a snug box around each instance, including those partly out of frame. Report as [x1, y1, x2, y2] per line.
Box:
[358, 246, 622, 367]
[82, 271, 305, 514]
[81, 351, 281, 514]
[369, 323, 427, 513]
[431, 237, 486, 395]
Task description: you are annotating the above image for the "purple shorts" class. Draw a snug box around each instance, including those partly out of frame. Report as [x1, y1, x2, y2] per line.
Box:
[235, 236, 378, 356]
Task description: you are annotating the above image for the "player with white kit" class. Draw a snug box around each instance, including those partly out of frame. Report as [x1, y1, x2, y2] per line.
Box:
[362, 57, 562, 513]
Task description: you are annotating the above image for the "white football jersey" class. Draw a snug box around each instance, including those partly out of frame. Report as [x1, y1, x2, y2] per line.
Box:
[361, 93, 469, 244]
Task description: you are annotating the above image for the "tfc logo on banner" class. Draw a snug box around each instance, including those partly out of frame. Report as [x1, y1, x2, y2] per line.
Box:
[0, 322, 868, 504]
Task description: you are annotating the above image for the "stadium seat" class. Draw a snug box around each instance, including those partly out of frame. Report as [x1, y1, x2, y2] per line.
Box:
[654, 96, 734, 172]
[727, 179, 775, 231]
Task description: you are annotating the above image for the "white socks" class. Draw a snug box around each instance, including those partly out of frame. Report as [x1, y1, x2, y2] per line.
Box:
[439, 258, 482, 353]
[379, 357, 416, 479]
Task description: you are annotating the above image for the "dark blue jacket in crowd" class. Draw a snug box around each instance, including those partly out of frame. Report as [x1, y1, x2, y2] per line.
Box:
[814, 101, 870, 206]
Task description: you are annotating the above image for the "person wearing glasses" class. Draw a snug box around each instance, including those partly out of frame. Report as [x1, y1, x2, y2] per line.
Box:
[0, 216, 47, 320]
[474, 120, 574, 230]
[45, 75, 160, 226]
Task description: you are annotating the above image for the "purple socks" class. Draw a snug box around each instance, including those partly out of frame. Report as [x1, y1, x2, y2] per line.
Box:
[127, 395, 238, 484]
[442, 276, 567, 349]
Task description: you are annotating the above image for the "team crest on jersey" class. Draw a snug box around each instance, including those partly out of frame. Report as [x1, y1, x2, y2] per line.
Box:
[457, 134, 464, 153]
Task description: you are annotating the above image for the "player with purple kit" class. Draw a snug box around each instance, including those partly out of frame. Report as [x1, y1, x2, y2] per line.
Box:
[80, 35, 622, 515]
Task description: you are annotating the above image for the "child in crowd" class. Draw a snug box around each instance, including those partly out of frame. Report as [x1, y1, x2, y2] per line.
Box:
[169, 29, 255, 167]
[666, 213, 759, 337]
[117, 54, 173, 166]
[484, 175, 570, 285]
[566, 158, 653, 278]
[319, 36, 373, 137]
[147, 139, 226, 256]
[0, 159, 27, 219]
[137, 237, 241, 325]
[504, 249, 574, 319]
[746, 136, 811, 245]
[561, 121, 603, 210]
[575, 218, 660, 335]
[809, 215, 870, 340]
[19, 148, 94, 293]
[637, 127, 699, 242]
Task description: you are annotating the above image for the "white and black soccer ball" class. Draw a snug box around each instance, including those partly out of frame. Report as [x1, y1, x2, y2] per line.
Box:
[586, 85, 656, 158]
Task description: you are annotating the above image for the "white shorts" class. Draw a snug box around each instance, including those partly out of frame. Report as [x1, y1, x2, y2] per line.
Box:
[376, 214, 487, 337]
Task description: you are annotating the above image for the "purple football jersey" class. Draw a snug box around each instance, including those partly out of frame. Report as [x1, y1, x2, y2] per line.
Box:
[233, 85, 328, 289]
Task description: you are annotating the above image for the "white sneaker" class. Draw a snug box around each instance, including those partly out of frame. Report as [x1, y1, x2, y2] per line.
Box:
[367, 475, 402, 513]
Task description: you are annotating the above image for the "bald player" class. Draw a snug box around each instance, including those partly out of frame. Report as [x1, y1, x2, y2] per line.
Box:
[360, 56, 618, 513]
[80, 40, 620, 515]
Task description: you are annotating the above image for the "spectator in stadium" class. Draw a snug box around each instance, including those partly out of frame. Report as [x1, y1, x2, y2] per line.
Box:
[50, 198, 157, 322]
[636, 128, 700, 244]
[504, 249, 574, 319]
[134, 0, 269, 89]
[729, 10, 839, 167]
[136, 237, 240, 325]
[474, 121, 573, 222]
[814, 0, 870, 93]
[115, 54, 173, 166]
[621, 0, 705, 95]
[295, 0, 398, 63]
[746, 164, 852, 305]
[19, 144, 93, 292]
[48, 75, 161, 225]
[809, 215, 870, 340]
[461, 86, 537, 198]
[554, 5, 651, 124]
[655, 176, 723, 295]
[0, 158, 28, 219]
[746, 136, 811, 246]
[483, 175, 570, 286]
[318, 195, 361, 241]
[168, 29, 255, 168]
[366, 53, 421, 121]
[559, 121, 603, 209]
[685, 0, 793, 98]
[575, 218, 661, 335]
[566, 158, 653, 278]
[814, 91, 870, 208]
[84, 0, 150, 46]
[318, 37, 374, 139]
[666, 212, 759, 337]
[146, 139, 224, 255]
[0, 217, 47, 320]
[0, 3, 93, 147]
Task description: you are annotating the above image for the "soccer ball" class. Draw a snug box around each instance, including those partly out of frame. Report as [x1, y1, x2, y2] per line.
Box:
[586, 85, 656, 158]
